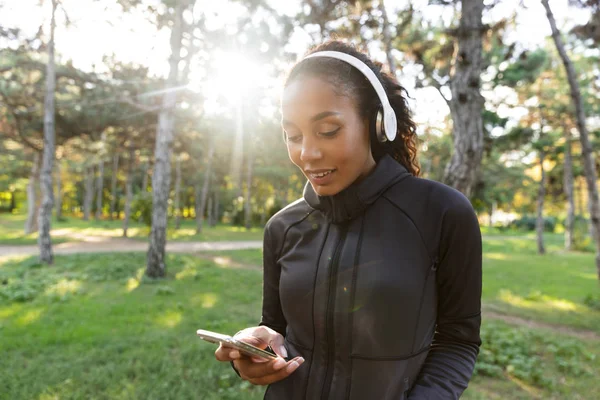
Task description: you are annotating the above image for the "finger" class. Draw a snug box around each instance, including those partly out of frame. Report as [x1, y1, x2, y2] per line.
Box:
[268, 334, 288, 358]
[250, 355, 271, 363]
[236, 335, 268, 349]
[249, 357, 305, 386]
[215, 343, 234, 362]
[236, 356, 289, 379]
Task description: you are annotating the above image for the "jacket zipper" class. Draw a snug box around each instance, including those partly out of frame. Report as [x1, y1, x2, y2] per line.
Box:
[411, 257, 439, 351]
[320, 224, 349, 400]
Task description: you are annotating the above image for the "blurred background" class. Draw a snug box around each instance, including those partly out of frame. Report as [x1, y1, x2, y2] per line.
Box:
[0, 0, 599, 399]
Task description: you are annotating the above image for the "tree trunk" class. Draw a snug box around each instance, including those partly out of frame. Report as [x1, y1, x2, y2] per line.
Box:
[38, 0, 58, 265]
[25, 152, 40, 235]
[95, 157, 105, 220]
[211, 189, 219, 227]
[207, 194, 213, 227]
[83, 165, 94, 221]
[141, 161, 149, 192]
[196, 139, 215, 234]
[146, 0, 184, 278]
[123, 147, 135, 237]
[564, 128, 575, 250]
[55, 159, 62, 221]
[174, 154, 182, 229]
[536, 150, 546, 255]
[577, 177, 584, 217]
[442, 0, 485, 197]
[109, 154, 119, 220]
[489, 200, 496, 228]
[378, 0, 397, 76]
[9, 190, 15, 213]
[542, 0, 600, 281]
[244, 139, 254, 230]
[232, 101, 244, 198]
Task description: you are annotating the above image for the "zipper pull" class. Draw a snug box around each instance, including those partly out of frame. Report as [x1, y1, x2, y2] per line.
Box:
[431, 257, 439, 272]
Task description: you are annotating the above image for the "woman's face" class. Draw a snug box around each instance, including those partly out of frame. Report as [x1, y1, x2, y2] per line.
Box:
[281, 76, 376, 197]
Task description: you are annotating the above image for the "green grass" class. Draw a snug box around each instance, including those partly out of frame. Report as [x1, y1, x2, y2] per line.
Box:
[0, 252, 268, 400]
[1, 232, 599, 399]
[482, 233, 599, 332]
[0, 213, 263, 245]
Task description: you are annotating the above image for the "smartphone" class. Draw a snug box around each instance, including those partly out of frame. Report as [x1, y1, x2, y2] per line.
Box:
[196, 329, 278, 360]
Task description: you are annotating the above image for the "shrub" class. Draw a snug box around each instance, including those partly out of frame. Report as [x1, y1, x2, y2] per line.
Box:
[131, 192, 153, 227]
[511, 215, 556, 232]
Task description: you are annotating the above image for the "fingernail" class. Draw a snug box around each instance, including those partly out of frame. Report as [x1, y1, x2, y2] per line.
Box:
[273, 358, 286, 370]
[286, 359, 302, 373]
[230, 350, 240, 359]
[279, 346, 288, 358]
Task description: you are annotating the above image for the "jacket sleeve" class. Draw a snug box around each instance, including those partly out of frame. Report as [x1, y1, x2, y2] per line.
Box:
[231, 223, 288, 377]
[408, 198, 482, 399]
[258, 223, 288, 337]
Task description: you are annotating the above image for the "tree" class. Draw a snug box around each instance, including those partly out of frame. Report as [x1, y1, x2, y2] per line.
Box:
[542, 0, 600, 281]
[109, 154, 119, 220]
[196, 136, 214, 234]
[123, 145, 135, 237]
[38, 0, 58, 264]
[442, 0, 486, 196]
[146, 0, 186, 278]
[25, 151, 40, 234]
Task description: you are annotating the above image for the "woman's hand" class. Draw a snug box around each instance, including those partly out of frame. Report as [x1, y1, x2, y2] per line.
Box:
[214, 326, 305, 386]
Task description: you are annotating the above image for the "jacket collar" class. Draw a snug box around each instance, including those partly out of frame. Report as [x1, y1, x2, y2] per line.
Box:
[303, 154, 411, 223]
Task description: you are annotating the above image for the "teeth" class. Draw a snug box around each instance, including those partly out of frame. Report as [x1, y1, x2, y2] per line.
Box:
[312, 170, 333, 178]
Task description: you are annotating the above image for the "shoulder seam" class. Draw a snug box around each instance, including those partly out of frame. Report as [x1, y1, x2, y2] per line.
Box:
[275, 208, 316, 260]
[381, 194, 435, 263]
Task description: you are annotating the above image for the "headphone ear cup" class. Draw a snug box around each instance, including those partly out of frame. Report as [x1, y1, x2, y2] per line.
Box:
[375, 108, 387, 143]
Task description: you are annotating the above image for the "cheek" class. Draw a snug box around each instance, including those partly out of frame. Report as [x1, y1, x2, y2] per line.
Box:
[338, 128, 371, 162]
[287, 143, 301, 167]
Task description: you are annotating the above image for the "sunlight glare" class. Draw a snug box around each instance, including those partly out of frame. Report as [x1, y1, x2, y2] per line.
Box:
[188, 50, 269, 113]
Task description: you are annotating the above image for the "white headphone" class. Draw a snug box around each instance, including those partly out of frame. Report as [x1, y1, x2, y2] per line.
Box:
[304, 51, 397, 142]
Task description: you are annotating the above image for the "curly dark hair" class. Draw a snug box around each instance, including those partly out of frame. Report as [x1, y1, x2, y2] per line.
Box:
[284, 40, 420, 176]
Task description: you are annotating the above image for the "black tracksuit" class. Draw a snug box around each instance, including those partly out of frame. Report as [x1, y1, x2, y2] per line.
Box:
[258, 154, 482, 399]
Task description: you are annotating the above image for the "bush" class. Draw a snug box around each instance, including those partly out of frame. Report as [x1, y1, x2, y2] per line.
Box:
[131, 192, 153, 227]
[511, 215, 556, 232]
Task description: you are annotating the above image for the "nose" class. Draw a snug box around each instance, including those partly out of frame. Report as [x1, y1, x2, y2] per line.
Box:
[300, 136, 322, 163]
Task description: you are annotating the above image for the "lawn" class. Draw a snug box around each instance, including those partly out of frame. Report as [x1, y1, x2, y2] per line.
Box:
[1, 233, 599, 399]
[0, 213, 264, 245]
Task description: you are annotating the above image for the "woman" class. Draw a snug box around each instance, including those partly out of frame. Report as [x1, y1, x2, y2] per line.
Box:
[215, 40, 482, 400]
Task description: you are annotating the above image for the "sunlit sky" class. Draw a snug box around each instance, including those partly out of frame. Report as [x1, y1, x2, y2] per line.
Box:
[1, 0, 592, 131]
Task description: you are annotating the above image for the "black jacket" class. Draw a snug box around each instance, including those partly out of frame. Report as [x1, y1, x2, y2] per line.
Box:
[259, 154, 482, 399]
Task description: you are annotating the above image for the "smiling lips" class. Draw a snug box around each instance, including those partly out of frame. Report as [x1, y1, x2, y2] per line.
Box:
[306, 169, 336, 180]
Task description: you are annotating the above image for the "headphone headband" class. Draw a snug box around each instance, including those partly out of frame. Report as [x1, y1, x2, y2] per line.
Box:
[304, 51, 397, 142]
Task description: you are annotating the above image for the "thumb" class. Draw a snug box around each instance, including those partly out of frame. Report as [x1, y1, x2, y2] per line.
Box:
[269, 333, 288, 359]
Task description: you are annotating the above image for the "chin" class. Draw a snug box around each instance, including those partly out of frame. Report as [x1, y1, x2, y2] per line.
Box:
[311, 183, 342, 197]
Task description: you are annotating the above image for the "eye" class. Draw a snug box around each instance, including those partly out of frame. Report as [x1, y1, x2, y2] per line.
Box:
[319, 127, 341, 137]
[285, 132, 302, 143]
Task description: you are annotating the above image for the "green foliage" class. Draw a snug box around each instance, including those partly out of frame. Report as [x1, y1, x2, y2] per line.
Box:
[131, 192, 153, 227]
[155, 285, 175, 296]
[583, 293, 600, 311]
[510, 215, 557, 232]
[572, 216, 593, 252]
[475, 322, 595, 390]
[495, 49, 548, 86]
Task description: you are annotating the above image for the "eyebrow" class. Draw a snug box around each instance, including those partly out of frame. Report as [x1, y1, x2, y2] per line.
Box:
[282, 111, 341, 127]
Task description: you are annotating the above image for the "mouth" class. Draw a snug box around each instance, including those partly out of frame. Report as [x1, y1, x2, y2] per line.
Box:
[306, 169, 337, 182]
